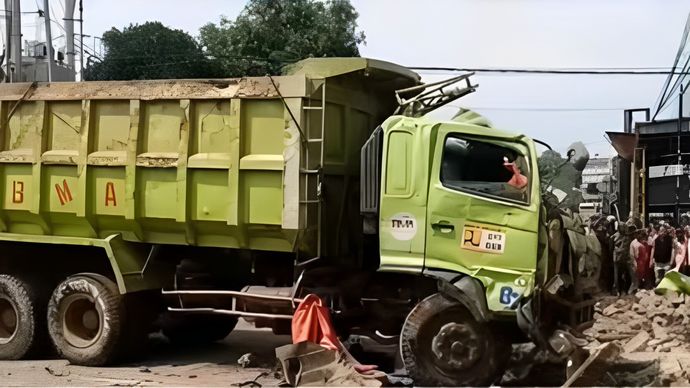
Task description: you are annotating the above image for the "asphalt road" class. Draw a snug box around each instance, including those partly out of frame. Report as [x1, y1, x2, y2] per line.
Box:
[0, 321, 291, 387]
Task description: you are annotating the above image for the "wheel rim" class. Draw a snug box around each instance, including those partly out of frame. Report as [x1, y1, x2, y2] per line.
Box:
[0, 294, 18, 345]
[59, 294, 103, 348]
[430, 321, 482, 373]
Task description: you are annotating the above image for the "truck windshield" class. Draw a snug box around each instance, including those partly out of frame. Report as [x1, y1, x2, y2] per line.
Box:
[441, 136, 530, 204]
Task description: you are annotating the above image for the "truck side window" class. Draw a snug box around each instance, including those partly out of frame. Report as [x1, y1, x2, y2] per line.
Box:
[441, 136, 530, 204]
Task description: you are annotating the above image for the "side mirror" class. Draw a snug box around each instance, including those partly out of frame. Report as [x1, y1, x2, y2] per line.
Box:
[567, 142, 590, 172]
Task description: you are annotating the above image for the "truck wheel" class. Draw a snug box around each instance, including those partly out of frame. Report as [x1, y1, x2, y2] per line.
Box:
[0, 274, 48, 359]
[401, 293, 509, 386]
[161, 313, 237, 345]
[47, 274, 125, 366]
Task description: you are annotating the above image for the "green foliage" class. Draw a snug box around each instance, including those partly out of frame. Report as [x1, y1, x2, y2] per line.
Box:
[84, 22, 223, 80]
[199, 0, 366, 77]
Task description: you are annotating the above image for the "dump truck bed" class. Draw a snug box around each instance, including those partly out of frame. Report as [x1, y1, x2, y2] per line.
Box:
[0, 58, 419, 257]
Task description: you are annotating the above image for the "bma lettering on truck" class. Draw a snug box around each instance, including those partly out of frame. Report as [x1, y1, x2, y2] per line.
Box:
[105, 182, 117, 206]
[461, 225, 506, 254]
[5, 178, 31, 210]
[55, 179, 74, 205]
[12, 181, 23, 203]
[96, 179, 124, 216]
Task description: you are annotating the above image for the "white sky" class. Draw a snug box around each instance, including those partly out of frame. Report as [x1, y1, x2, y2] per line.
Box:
[13, 0, 690, 156]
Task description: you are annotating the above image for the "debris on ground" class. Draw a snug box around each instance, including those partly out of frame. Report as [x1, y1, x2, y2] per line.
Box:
[238, 353, 257, 368]
[500, 343, 566, 386]
[585, 289, 690, 353]
[575, 289, 690, 385]
[275, 294, 387, 386]
[44, 366, 70, 377]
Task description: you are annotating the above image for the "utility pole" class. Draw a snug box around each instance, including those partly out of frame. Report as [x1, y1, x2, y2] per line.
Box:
[79, 0, 83, 81]
[64, 0, 76, 79]
[43, 0, 53, 82]
[677, 84, 685, 221]
[4, 0, 10, 81]
[9, 0, 21, 82]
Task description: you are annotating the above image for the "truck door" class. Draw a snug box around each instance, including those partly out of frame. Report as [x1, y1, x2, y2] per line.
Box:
[425, 127, 540, 312]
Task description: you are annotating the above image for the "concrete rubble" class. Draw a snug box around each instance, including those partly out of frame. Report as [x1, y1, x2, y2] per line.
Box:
[575, 289, 690, 386]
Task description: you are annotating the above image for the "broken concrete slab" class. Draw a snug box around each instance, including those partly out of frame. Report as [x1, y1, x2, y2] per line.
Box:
[623, 331, 650, 353]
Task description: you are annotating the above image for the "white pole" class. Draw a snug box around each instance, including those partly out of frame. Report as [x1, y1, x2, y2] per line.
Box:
[43, 0, 53, 82]
[10, 0, 21, 82]
[79, 0, 83, 80]
[4, 0, 12, 81]
[64, 0, 76, 78]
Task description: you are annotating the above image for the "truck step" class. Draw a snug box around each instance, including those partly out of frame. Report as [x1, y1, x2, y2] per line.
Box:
[162, 287, 301, 321]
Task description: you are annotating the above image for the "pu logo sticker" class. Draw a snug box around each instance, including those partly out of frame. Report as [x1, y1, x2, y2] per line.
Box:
[499, 286, 520, 307]
[390, 213, 417, 241]
[461, 225, 506, 254]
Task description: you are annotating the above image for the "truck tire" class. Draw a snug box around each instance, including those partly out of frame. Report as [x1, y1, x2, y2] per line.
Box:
[0, 274, 49, 359]
[400, 293, 509, 386]
[161, 313, 237, 345]
[47, 274, 125, 366]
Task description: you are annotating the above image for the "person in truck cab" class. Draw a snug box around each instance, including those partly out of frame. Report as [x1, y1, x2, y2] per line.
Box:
[503, 156, 528, 189]
[441, 138, 529, 202]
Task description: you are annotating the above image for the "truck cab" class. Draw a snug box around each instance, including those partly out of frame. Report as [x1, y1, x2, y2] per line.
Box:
[366, 109, 597, 385]
[379, 112, 539, 314]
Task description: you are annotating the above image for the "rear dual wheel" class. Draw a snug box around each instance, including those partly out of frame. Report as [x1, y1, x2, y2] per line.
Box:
[47, 273, 148, 366]
[0, 274, 49, 360]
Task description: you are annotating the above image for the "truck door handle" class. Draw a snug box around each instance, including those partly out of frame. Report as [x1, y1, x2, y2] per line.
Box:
[431, 222, 454, 233]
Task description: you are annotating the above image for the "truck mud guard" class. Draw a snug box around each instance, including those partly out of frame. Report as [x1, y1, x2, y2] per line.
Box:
[424, 269, 491, 322]
[0, 232, 169, 294]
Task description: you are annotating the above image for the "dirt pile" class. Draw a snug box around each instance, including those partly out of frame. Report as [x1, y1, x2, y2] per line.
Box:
[585, 290, 690, 353]
[574, 290, 690, 386]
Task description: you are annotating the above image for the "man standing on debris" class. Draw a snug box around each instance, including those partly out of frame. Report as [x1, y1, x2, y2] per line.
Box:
[651, 225, 674, 284]
[631, 230, 652, 289]
[674, 228, 687, 272]
[612, 220, 638, 295]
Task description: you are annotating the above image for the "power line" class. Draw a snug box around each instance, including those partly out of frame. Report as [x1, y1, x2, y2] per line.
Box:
[653, 13, 690, 120]
[656, 93, 681, 116]
[410, 66, 690, 75]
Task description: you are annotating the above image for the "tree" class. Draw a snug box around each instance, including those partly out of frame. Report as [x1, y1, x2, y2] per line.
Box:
[199, 0, 366, 77]
[84, 22, 223, 80]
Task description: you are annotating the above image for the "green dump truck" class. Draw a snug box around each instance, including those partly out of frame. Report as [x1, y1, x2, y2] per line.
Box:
[0, 58, 599, 385]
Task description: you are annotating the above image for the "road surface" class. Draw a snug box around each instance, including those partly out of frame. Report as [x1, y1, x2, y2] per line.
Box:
[0, 321, 290, 387]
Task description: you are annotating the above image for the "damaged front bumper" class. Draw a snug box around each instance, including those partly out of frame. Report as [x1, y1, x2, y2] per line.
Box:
[517, 276, 593, 357]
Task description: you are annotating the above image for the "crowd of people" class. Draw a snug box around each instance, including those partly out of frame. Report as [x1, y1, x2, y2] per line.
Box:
[612, 221, 690, 295]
